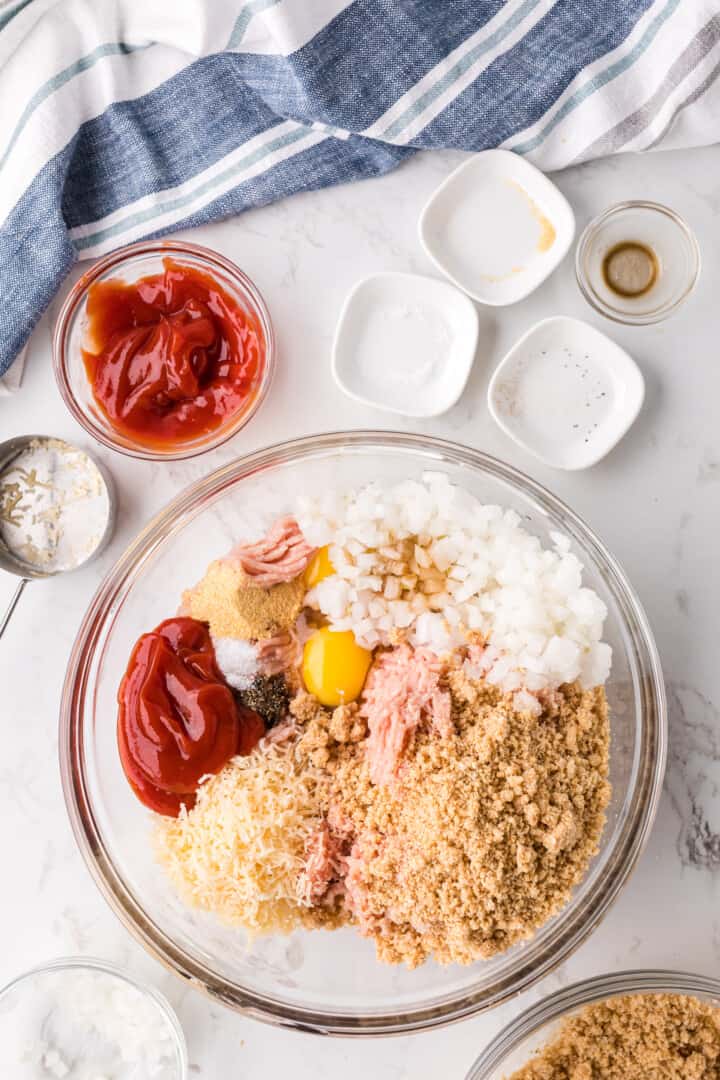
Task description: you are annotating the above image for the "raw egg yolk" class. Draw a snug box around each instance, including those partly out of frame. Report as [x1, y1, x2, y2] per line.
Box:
[302, 627, 372, 707]
[305, 545, 335, 588]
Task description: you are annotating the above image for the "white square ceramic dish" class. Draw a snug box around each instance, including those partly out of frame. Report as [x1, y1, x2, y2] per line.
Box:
[487, 315, 645, 470]
[419, 150, 575, 306]
[332, 271, 479, 418]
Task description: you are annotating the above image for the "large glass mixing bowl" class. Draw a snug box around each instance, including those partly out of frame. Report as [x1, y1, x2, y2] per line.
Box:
[60, 433, 666, 1036]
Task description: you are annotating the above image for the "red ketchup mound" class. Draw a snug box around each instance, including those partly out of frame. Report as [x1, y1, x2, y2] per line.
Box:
[82, 258, 264, 449]
[118, 617, 264, 816]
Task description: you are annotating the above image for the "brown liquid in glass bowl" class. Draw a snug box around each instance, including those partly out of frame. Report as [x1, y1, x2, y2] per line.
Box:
[601, 241, 659, 298]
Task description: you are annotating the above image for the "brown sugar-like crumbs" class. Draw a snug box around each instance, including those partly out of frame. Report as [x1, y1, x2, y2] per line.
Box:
[294, 696, 367, 769]
[183, 559, 304, 638]
[290, 689, 325, 725]
[510, 993, 720, 1079]
[298, 669, 610, 968]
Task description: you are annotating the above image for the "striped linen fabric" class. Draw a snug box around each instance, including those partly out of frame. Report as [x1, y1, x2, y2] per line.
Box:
[1, 0, 719, 380]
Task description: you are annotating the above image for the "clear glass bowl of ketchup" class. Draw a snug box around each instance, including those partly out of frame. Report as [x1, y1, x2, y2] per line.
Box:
[53, 240, 275, 460]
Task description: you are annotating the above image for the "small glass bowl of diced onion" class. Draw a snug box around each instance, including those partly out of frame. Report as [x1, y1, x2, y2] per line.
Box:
[0, 957, 188, 1079]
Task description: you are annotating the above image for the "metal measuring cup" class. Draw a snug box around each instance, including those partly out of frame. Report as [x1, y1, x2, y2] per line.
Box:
[0, 435, 116, 640]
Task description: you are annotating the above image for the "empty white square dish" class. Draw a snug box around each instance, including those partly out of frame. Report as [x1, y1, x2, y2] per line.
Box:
[332, 272, 479, 418]
[419, 150, 575, 306]
[488, 316, 644, 470]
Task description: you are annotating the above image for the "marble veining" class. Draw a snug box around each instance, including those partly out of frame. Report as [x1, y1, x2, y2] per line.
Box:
[1, 143, 720, 1078]
[667, 681, 720, 871]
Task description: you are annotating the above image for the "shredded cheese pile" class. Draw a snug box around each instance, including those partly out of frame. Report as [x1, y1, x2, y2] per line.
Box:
[0, 437, 109, 572]
[155, 739, 325, 934]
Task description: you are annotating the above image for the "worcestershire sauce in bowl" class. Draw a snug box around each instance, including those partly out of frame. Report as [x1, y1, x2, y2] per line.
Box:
[601, 241, 659, 298]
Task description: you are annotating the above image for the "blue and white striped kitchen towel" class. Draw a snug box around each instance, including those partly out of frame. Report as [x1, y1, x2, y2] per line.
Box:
[1, 0, 719, 383]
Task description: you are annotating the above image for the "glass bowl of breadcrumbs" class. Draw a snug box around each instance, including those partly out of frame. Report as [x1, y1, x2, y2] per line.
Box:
[466, 970, 720, 1078]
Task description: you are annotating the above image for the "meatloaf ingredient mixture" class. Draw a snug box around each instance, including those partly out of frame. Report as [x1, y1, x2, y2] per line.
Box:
[509, 992, 720, 1079]
[140, 477, 615, 967]
[297, 666, 609, 967]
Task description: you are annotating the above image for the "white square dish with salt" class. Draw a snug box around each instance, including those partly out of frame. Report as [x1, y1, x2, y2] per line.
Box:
[488, 316, 644, 470]
[419, 150, 575, 305]
[332, 271, 479, 418]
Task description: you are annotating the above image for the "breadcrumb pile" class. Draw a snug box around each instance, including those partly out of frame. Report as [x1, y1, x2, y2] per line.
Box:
[296, 667, 609, 967]
[510, 993, 720, 1079]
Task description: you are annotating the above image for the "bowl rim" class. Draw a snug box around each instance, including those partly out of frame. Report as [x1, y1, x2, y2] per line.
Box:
[574, 200, 701, 326]
[59, 430, 667, 1036]
[0, 954, 189, 1077]
[51, 238, 276, 462]
[464, 968, 720, 1077]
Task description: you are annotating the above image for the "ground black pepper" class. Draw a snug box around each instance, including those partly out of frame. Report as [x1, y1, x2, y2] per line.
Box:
[237, 674, 290, 728]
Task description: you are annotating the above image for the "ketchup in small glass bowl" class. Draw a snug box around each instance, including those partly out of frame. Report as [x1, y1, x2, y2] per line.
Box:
[53, 240, 275, 460]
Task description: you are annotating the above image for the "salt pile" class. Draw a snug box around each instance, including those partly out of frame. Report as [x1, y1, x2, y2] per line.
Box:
[212, 636, 259, 690]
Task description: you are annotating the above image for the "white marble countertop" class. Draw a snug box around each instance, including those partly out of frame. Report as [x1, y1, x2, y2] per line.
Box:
[1, 143, 719, 1078]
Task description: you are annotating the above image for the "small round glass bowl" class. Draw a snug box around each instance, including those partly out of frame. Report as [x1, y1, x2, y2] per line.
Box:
[52, 240, 275, 461]
[575, 201, 700, 325]
[60, 433, 666, 1036]
[0, 956, 188, 1078]
[465, 969, 720, 1077]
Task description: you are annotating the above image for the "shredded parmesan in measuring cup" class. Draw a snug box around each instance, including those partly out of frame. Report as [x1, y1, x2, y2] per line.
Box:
[0, 438, 110, 572]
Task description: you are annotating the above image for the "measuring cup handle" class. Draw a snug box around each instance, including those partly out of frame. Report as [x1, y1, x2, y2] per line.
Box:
[0, 577, 29, 641]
